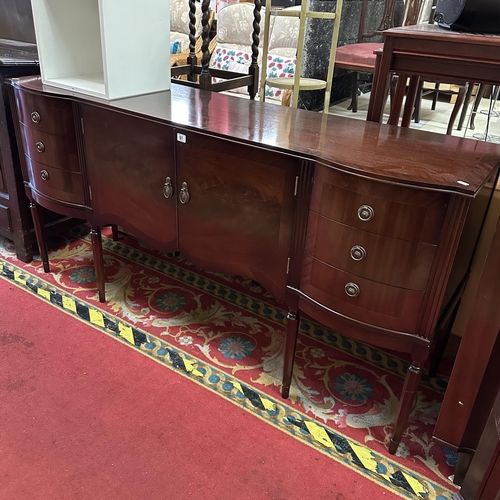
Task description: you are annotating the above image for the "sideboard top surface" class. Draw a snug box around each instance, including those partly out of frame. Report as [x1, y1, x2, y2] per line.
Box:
[11, 76, 500, 196]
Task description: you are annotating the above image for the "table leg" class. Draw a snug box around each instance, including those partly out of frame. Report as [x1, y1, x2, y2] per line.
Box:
[401, 75, 420, 128]
[388, 73, 409, 127]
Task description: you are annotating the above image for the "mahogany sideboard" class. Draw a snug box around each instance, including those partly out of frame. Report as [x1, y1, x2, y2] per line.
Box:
[9, 76, 500, 454]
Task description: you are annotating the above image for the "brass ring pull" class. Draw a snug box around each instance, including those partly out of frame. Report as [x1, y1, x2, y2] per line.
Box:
[163, 177, 174, 199]
[40, 169, 50, 181]
[358, 204, 374, 221]
[345, 282, 360, 297]
[179, 181, 190, 204]
[36, 141, 45, 153]
[31, 111, 41, 124]
[350, 245, 366, 261]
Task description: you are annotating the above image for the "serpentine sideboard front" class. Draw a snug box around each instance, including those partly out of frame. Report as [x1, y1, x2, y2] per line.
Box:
[9, 76, 500, 454]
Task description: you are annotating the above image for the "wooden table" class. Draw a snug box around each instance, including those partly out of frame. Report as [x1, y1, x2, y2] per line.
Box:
[366, 24, 500, 128]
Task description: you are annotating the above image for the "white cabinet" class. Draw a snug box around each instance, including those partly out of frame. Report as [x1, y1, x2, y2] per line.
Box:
[31, 0, 171, 99]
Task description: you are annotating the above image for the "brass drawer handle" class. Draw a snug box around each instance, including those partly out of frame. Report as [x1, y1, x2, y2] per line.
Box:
[36, 141, 45, 153]
[345, 282, 360, 297]
[358, 205, 374, 221]
[163, 177, 174, 199]
[31, 111, 41, 124]
[179, 181, 190, 204]
[350, 245, 366, 261]
[40, 169, 50, 181]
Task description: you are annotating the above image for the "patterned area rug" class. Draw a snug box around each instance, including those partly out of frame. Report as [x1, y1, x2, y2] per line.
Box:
[0, 225, 459, 499]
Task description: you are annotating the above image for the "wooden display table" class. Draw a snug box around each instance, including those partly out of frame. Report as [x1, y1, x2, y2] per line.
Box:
[9, 76, 500, 454]
[366, 24, 500, 127]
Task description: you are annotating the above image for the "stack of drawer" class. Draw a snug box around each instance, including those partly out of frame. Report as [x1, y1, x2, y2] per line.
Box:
[301, 165, 450, 334]
[15, 91, 85, 207]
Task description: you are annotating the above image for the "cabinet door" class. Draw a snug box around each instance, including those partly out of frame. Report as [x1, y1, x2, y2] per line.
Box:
[81, 105, 177, 252]
[175, 130, 298, 302]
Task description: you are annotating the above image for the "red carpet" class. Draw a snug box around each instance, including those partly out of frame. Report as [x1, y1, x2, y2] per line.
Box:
[0, 226, 459, 499]
[1, 278, 398, 500]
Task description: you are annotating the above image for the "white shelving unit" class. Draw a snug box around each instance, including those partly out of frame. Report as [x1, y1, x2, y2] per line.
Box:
[31, 0, 171, 100]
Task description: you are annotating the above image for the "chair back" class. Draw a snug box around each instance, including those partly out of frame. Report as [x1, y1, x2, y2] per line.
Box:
[358, 0, 424, 41]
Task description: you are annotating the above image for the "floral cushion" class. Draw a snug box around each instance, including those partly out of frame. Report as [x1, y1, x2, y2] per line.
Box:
[170, 0, 203, 37]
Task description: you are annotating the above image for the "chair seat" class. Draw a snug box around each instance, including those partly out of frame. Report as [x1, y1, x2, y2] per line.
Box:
[335, 42, 383, 72]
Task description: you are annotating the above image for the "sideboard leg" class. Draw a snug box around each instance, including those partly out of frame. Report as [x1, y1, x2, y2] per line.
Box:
[389, 362, 423, 454]
[282, 306, 299, 399]
[90, 225, 106, 303]
[29, 200, 50, 273]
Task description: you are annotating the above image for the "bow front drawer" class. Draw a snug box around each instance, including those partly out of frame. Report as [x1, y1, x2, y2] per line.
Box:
[25, 157, 85, 206]
[16, 90, 75, 136]
[20, 124, 80, 172]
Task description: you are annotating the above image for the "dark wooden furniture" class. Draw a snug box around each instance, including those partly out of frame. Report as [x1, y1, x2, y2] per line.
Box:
[9, 75, 500, 455]
[171, 0, 261, 99]
[433, 177, 500, 485]
[453, 386, 500, 500]
[0, 39, 40, 261]
[366, 24, 500, 132]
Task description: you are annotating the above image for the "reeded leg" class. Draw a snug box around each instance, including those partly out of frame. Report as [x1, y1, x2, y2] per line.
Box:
[281, 307, 300, 399]
[29, 200, 50, 273]
[389, 362, 423, 454]
[90, 225, 105, 303]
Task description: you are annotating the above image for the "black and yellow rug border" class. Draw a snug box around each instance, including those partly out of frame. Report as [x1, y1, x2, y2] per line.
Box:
[0, 258, 455, 500]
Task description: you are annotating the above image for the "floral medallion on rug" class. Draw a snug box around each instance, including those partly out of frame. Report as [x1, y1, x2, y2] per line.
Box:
[0, 225, 459, 499]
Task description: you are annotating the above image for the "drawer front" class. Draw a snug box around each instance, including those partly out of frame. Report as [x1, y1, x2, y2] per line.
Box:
[15, 89, 75, 136]
[20, 124, 80, 172]
[300, 255, 424, 333]
[305, 212, 436, 291]
[0, 203, 11, 232]
[26, 157, 85, 206]
[311, 166, 449, 243]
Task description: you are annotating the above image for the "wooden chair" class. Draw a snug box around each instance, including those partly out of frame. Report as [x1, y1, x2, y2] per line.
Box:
[170, 9, 217, 69]
[334, 0, 424, 113]
[171, 0, 263, 99]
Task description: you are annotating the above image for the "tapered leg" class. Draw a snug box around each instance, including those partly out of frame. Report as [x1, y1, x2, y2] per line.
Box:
[389, 361, 423, 454]
[281, 307, 300, 399]
[447, 83, 467, 135]
[457, 83, 475, 131]
[90, 225, 105, 303]
[470, 84, 488, 130]
[29, 200, 50, 273]
[388, 73, 408, 127]
[401, 75, 420, 128]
